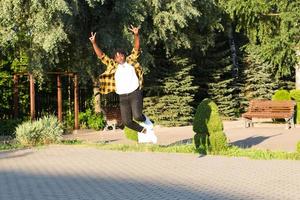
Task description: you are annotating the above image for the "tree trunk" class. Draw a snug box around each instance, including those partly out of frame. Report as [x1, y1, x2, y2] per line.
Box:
[93, 78, 102, 113]
[227, 22, 239, 79]
[296, 49, 300, 90]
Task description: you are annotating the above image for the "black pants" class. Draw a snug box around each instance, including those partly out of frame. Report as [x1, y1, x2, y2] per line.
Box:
[119, 89, 146, 132]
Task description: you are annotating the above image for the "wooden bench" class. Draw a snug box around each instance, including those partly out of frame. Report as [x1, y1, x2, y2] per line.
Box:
[102, 106, 122, 131]
[242, 100, 296, 128]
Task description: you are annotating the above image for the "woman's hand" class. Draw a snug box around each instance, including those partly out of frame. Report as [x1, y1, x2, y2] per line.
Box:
[89, 32, 97, 44]
[128, 25, 140, 35]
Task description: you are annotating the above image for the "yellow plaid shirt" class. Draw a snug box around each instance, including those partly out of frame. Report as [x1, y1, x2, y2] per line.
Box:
[98, 48, 144, 94]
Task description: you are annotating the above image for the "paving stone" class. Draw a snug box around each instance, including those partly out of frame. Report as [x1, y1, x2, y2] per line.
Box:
[1, 146, 300, 200]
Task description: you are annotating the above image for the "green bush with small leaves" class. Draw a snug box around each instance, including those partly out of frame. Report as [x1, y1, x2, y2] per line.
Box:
[290, 90, 300, 101]
[290, 90, 300, 124]
[193, 98, 227, 153]
[272, 90, 292, 123]
[88, 112, 105, 130]
[79, 109, 105, 130]
[124, 126, 138, 142]
[272, 89, 291, 101]
[16, 115, 63, 146]
[297, 141, 300, 153]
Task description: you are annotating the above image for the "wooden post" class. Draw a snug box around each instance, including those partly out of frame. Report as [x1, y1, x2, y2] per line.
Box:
[13, 74, 19, 118]
[57, 75, 62, 122]
[29, 74, 35, 120]
[74, 74, 79, 129]
[296, 49, 300, 89]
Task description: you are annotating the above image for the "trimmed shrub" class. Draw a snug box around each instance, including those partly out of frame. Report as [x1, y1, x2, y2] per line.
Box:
[290, 90, 300, 101]
[290, 90, 300, 124]
[124, 126, 138, 142]
[272, 89, 291, 101]
[193, 98, 227, 153]
[209, 131, 227, 153]
[16, 116, 63, 146]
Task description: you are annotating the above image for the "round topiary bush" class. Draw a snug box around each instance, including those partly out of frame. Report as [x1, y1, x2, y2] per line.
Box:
[272, 89, 291, 101]
[290, 90, 300, 101]
[193, 98, 227, 153]
[16, 115, 63, 146]
[290, 90, 300, 124]
[124, 126, 138, 142]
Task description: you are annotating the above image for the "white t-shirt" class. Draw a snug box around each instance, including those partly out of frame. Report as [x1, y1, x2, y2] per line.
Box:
[114, 62, 139, 94]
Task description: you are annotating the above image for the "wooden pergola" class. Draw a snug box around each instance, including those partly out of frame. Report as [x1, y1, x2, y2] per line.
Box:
[13, 72, 79, 129]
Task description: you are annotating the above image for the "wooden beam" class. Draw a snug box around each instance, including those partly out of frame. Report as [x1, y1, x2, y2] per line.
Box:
[29, 74, 35, 121]
[14, 72, 75, 76]
[57, 75, 62, 122]
[13, 74, 19, 119]
[74, 74, 79, 129]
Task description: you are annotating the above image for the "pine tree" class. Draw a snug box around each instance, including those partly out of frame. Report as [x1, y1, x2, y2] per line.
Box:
[241, 47, 294, 106]
[242, 49, 276, 100]
[144, 57, 198, 126]
[218, 0, 300, 86]
[193, 33, 243, 118]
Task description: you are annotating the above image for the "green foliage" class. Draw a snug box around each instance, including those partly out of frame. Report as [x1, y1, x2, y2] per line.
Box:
[60, 139, 83, 145]
[0, 119, 23, 137]
[297, 141, 300, 153]
[209, 131, 228, 153]
[290, 90, 300, 102]
[295, 102, 300, 125]
[204, 34, 242, 117]
[193, 98, 227, 153]
[124, 126, 138, 142]
[217, 146, 300, 160]
[219, 0, 300, 77]
[61, 142, 300, 160]
[193, 133, 209, 154]
[79, 109, 105, 130]
[290, 90, 300, 124]
[16, 115, 63, 146]
[193, 99, 223, 134]
[64, 111, 75, 130]
[272, 89, 291, 101]
[0, 0, 72, 75]
[144, 0, 201, 55]
[242, 50, 276, 101]
[144, 57, 198, 126]
[92, 143, 196, 154]
[0, 141, 22, 151]
[88, 112, 105, 131]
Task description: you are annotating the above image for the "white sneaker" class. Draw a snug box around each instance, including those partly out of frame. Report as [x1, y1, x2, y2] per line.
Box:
[137, 131, 149, 143]
[137, 128, 157, 144]
[147, 129, 157, 144]
[139, 115, 154, 130]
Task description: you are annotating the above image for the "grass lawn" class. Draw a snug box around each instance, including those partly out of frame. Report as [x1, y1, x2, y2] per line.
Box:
[1, 138, 300, 160]
[61, 139, 300, 160]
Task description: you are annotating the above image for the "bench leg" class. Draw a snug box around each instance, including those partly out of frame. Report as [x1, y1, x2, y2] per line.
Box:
[285, 117, 294, 129]
[244, 118, 252, 128]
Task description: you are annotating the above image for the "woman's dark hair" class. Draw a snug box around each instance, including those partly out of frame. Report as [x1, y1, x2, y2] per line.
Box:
[114, 48, 127, 57]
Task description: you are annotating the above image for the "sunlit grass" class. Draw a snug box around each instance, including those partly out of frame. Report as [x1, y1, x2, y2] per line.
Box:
[2, 138, 300, 160]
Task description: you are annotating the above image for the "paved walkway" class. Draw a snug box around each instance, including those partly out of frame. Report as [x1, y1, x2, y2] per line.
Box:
[64, 120, 300, 152]
[0, 146, 300, 200]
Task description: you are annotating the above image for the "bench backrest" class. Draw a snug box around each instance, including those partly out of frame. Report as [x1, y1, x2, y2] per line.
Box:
[248, 100, 295, 114]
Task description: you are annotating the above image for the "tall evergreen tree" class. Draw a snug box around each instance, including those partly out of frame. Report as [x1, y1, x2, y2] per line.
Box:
[195, 34, 242, 118]
[219, 0, 300, 86]
[144, 57, 198, 126]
